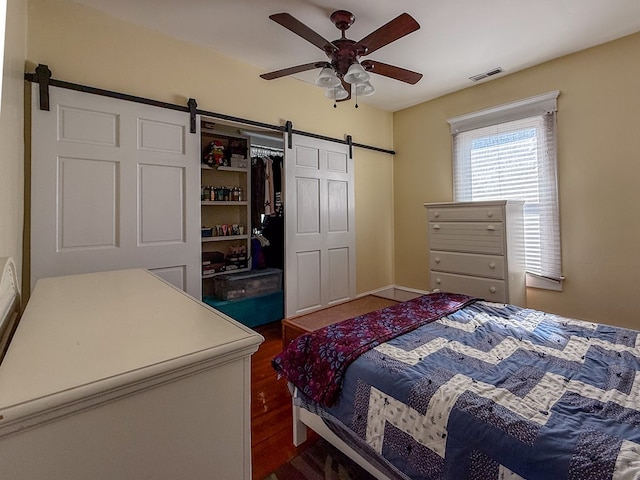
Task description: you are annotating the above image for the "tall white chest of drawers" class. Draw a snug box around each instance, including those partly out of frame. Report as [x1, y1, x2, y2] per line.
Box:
[424, 201, 526, 306]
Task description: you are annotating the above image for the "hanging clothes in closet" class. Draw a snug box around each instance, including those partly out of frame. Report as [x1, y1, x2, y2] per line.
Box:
[251, 146, 283, 229]
[272, 155, 282, 211]
[251, 157, 265, 229]
[264, 156, 274, 216]
[251, 145, 284, 269]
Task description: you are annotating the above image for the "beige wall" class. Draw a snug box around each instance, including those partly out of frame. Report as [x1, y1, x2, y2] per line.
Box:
[0, 0, 27, 286]
[22, 1, 640, 326]
[25, 0, 395, 295]
[394, 32, 640, 329]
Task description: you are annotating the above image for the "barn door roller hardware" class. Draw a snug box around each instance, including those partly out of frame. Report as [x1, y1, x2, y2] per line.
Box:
[25, 64, 395, 157]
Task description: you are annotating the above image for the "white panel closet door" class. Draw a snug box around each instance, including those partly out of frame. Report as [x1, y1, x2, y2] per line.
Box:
[30, 84, 201, 299]
[284, 134, 355, 317]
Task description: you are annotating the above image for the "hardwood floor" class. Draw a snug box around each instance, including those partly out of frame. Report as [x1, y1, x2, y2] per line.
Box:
[250, 320, 318, 480]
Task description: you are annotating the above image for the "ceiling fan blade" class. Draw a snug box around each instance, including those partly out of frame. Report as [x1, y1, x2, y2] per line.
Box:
[260, 61, 329, 80]
[270, 13, 338, 53]
[361, 60, 423, 84]
[354, 13, 420, 56]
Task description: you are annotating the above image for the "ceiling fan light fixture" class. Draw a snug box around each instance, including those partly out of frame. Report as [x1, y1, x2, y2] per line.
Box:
[355, 81, 375, 97]
[261, 11, 423, 106]
[315, 67, 341, 88]
[343, 63, 370, 85]
[325, 84, 349, 101]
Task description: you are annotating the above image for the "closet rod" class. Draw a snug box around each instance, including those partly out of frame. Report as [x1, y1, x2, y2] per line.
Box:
[25, 64, 396, 157]
[252, 145, 284, 154]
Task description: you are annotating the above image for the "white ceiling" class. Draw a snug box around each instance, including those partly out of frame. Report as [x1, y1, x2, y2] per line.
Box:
[74, 0, 640, 112]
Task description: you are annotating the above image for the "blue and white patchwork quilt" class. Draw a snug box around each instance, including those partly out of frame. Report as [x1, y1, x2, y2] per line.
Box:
[284, 297, 640, 479]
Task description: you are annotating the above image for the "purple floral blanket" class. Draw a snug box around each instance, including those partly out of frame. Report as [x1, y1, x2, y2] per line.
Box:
[272, 292, 477, 407]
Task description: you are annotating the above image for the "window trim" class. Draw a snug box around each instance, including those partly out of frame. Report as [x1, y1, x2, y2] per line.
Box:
[448, 91, 563, 292]
[448, 90, 559, 134]
[526, 272, 564, 292]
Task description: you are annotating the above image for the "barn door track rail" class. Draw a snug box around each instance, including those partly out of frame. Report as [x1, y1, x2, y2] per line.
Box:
[25, 64, 395, 158]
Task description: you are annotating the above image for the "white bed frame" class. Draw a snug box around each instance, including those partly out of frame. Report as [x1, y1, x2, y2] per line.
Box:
[287, 290, 428, 479]
[292, 393, 394, 480]
[0, 257, 20, 364]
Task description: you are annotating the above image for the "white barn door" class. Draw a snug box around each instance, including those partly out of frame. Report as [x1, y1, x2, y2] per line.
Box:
[284, 134, 356, 317]
[30, 84, 201, 299]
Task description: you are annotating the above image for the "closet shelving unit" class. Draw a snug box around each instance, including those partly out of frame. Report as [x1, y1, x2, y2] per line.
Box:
[200, 123, 251, 294]
[200, 126, 286, 329]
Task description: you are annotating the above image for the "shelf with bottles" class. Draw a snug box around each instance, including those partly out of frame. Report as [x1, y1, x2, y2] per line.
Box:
[201, 223, 248, 242]
[201, 184, 246, 203]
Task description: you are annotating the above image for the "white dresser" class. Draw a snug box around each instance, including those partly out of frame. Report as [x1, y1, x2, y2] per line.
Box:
[424, 201, 526, 306]
[0, 269, 263, 480]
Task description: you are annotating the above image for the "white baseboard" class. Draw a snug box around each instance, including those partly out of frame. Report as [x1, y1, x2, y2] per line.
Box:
[393, 285, 430, 295]
[358, 285, 430, 302]
[356, 285, 395, 298]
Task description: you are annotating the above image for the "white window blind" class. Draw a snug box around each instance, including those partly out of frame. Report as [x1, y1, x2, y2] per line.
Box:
[449, 92, 563, 287]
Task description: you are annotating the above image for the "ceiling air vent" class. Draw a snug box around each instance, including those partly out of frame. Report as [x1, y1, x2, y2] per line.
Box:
[469, 67, 504, 82]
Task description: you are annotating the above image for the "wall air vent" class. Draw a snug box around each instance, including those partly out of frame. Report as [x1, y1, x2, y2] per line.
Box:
[469, 67, 504, 82]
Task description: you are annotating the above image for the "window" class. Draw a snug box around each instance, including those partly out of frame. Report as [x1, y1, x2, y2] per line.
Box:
[448, 91, 563, 290]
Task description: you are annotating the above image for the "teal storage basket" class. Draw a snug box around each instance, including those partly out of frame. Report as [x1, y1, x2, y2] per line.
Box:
[203, 290, 283, 328]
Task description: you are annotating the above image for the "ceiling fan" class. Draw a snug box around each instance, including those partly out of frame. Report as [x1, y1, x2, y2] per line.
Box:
[260, 10, 423, 104]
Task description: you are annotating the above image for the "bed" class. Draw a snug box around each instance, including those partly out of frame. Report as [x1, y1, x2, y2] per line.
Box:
[273, 292, 640, 480]
[0, 257, 20, 365]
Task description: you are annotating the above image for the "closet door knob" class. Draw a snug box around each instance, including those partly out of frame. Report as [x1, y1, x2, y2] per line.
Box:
[489, 286, 497, 294]
[489, 262, 496, 269]
[434, 257, 441, 264]
[486, 225, 495, 231]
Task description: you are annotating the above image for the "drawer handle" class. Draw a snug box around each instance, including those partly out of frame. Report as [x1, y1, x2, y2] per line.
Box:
[432, 288, 441, 293]
[486, 225, 495, 231]
[433, 224, 441, 230]
[434, 212, 440, 218]
[487, 211, 494, 218]
[434, 257, 441, 264]
[489, 286, 497, 294]
[435, 278, 441, 285]
[489, 262, 496, 269]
